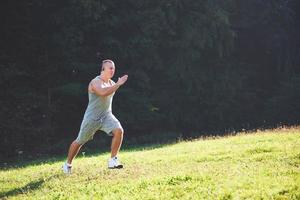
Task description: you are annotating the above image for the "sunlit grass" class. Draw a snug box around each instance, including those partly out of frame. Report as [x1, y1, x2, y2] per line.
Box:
[1, 127, 299, 199]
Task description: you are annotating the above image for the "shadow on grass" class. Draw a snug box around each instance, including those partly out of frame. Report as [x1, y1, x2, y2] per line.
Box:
[0, 174, 61, 199]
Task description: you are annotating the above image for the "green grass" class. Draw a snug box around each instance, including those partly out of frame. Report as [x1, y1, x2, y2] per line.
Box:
[1, 127, 300, 200]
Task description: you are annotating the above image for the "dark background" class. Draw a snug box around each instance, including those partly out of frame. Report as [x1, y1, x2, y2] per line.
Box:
[1, 0, 299, 161]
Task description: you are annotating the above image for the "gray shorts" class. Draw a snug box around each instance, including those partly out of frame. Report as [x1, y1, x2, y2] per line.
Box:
[75, 112, 123, 145]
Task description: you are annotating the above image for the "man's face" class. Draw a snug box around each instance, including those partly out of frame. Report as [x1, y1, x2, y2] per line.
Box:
[103, 62, 115, 78]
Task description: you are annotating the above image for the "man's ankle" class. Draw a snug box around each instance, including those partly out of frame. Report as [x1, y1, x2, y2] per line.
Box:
[111, 155, 118, 159]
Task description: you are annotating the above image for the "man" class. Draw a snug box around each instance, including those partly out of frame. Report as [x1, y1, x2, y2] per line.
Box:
[62, 59, 128, 174]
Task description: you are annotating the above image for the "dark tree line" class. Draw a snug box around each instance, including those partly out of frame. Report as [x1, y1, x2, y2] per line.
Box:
[1, 0, 299, 160]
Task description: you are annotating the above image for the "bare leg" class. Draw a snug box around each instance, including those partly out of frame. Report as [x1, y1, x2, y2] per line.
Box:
[67, 140, 82, 164]
[111, 128, 124, 158]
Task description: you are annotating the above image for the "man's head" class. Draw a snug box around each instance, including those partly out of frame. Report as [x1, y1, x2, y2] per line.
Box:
[101, 59, 115, 78]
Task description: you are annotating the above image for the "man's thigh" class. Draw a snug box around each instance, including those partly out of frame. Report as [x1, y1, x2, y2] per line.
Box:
[75, 118, 101, 145]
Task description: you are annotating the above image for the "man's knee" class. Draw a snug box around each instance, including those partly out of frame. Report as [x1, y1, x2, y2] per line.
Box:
[112, 128, 124, 137]
[74, 137, 90, 146]
[72, 140, 81, 146]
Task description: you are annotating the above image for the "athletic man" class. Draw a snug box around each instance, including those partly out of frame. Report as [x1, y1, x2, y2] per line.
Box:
[62, 59, 128, 174]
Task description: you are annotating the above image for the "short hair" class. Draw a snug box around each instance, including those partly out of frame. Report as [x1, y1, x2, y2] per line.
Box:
[101, 59, 115, 71]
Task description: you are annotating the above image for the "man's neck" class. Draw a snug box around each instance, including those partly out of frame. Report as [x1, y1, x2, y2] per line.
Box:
[99, 74, 110, 83]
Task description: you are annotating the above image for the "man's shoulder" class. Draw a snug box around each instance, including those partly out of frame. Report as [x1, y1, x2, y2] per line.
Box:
[92, 76, 102, 83]
[89, 76, 101, 88]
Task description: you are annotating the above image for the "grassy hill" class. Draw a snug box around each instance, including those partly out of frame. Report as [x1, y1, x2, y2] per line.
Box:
[1, 127, 299, 199]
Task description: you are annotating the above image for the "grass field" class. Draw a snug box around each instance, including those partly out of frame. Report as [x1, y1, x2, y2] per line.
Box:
[1, 127, 299, 199]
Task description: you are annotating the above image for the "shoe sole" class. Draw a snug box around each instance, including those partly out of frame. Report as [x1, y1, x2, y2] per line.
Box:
[108, 165, 123, 169]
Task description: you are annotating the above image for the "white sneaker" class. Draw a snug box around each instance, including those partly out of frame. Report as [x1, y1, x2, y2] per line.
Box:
[62, 162, 72, 174]
[108, 156, 123, 169]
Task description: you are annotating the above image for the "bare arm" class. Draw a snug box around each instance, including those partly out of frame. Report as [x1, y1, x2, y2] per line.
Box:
[91, 75, 128, 97]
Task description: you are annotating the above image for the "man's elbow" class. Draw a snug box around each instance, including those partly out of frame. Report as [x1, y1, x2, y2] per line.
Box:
[95, 90, 109, 97]
[101, 92, 110, 97]
[93, 89, 106, 96]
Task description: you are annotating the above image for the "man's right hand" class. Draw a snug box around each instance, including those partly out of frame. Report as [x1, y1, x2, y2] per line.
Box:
[117, 75, 128, 86]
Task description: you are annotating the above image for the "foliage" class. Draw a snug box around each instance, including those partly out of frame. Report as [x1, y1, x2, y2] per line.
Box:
[0, 0, 299, 158]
